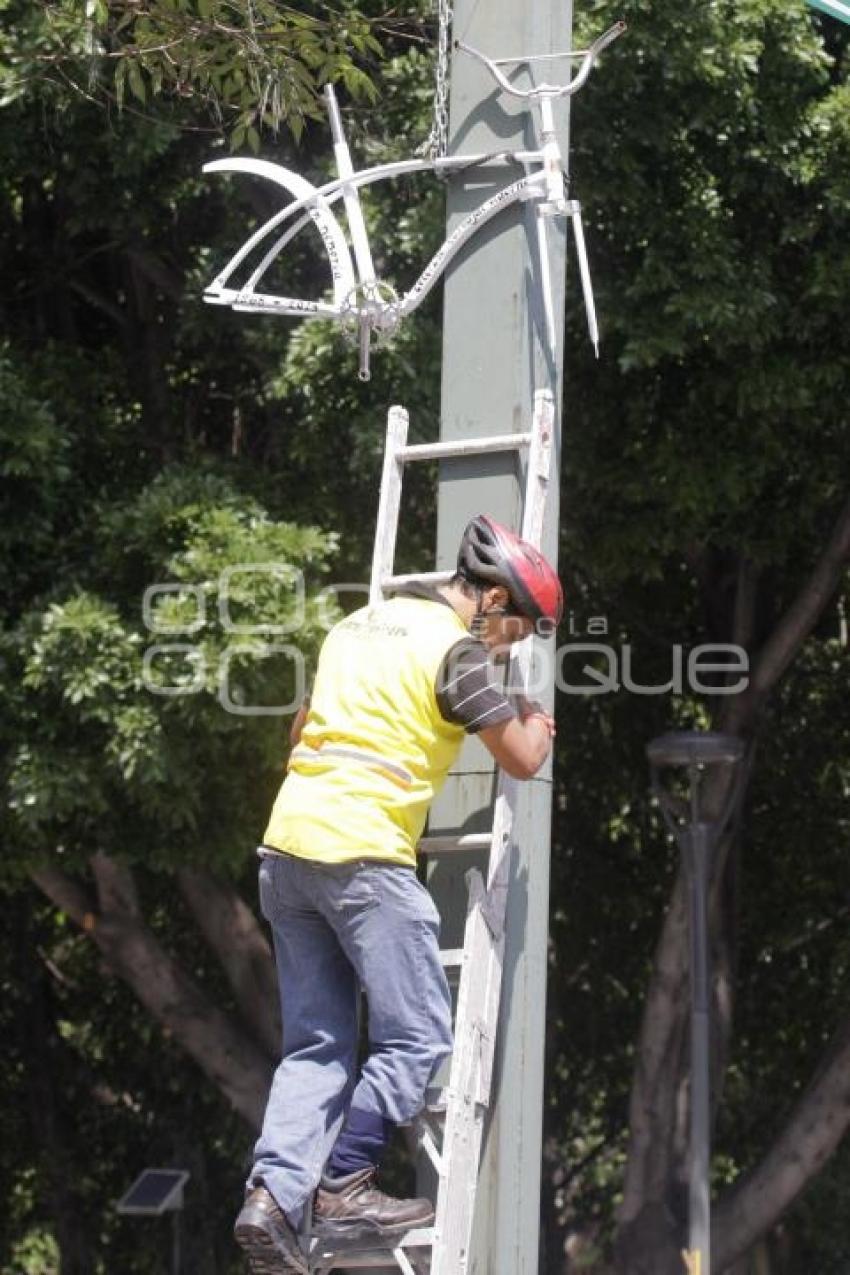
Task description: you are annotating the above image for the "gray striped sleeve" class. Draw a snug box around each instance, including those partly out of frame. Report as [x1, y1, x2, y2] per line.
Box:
[435, 639, 515, 734]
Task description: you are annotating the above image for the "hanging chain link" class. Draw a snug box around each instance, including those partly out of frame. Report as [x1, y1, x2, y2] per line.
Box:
[422, 0, 454, 160]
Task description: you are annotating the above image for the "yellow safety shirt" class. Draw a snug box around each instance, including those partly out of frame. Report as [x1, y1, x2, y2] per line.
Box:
[263, 595, 471, 867]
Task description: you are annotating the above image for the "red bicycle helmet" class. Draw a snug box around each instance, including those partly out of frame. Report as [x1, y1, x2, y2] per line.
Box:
[457, 514, 564, 626]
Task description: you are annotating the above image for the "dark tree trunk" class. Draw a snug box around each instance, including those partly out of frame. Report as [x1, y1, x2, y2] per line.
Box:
[16, 906, 94, 1275]
[177, 866, 281, 1059]
[31, 855, 273, 1129]
[614, 497, 850, 1271]
[613, 1202, 685, 1275]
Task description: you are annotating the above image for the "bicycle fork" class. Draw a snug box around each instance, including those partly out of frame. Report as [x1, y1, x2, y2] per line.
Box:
[536, 94, 600, 358]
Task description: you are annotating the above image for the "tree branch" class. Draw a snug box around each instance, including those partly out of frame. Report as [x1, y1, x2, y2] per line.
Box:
[126, 246, 184, 301]
[68, 279, 127, 327]
[90, 850, 140, 916]
[31, 856, 273, 1129]
[721, 494, 850, 733]
[713, 1009, 850, 1271]
[730, 557, 759, 655]
[29, 863, 95, 928]
[177, 866, 281, 1059]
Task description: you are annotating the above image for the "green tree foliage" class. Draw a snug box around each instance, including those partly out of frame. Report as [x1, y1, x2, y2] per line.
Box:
[0, 4, 439, 1268]
[1, 0, 383, 147]
[567, 0, 850, 580]
[0, 887, 252, 1274]
[7, 469, 337, 876]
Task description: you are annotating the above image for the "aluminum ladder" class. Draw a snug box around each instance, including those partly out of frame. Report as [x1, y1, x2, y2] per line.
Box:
[310, 390, 556, 1275]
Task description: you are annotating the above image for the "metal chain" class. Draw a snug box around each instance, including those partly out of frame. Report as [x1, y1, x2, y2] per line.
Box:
[423, 0, 454, 160]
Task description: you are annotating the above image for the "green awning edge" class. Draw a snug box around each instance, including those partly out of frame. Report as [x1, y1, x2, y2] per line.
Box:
[807, 0, 850, 27]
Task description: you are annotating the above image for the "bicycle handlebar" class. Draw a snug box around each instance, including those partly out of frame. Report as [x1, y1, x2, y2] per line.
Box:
[456, 20, 626, 101]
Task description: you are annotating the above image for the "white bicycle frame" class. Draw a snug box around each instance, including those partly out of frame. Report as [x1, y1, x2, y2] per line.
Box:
[203, 21, 625, 380]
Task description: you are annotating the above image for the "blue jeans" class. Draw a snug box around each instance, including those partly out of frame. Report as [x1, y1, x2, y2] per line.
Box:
[249, 852, 454, 1220]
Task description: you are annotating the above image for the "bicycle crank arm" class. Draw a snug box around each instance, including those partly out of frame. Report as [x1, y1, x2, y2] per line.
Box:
[359, 318, 372, 381]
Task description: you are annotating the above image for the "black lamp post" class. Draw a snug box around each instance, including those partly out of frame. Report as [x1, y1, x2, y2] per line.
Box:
[646, 731, 747, 1275]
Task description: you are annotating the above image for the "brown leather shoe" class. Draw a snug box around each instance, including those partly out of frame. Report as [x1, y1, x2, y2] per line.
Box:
[313, 1168, 434, 1244]
[234, 1185, 308, 1274]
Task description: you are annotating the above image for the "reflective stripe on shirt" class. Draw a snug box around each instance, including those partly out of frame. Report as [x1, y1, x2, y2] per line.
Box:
[290, 742, 414, 788]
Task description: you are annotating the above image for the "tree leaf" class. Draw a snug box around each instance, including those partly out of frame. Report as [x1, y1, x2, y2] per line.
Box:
[127, 60, 147, 105]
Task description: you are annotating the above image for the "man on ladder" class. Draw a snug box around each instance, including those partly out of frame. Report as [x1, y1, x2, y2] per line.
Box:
[234, 514, 562, 1275]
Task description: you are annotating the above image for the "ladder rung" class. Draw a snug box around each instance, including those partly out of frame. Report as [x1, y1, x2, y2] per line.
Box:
[397, 432, 532, 463]
[420, 833, 492, 855]
[423, 1085, 449, 1114]
[439, 948, 464, 968]
[383, 570, 453, 591]
[310, 1227, 435, 1266]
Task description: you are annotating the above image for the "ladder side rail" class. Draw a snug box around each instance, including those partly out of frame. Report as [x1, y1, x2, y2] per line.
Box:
[430, 735, 549, 1261]
[476, 924, 504, 1111]
[521, 389, 555, 547]
[452, 386, 556, 1101]
[431, 894, 489, 1274]
[370, 407, 410, 606]
[430, 791, 515, 1275]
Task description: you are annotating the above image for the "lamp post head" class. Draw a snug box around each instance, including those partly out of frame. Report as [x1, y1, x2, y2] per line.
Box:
[647, 731, 745, 771]
[647, 730, 747, 841]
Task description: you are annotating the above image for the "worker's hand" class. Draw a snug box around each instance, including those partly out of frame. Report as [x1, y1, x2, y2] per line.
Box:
[514, 694, 556, 738]
[524, 710, 556, 738]
[513, 692, 540, 717]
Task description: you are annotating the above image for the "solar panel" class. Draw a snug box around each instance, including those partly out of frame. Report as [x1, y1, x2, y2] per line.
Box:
[117, 1169, 190, 1216]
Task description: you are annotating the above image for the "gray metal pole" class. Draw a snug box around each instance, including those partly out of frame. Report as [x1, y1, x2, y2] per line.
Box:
[684, 822, 712, 1274]
[428, 3, 571, 1272]
[172, 1210, 180, 1275]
